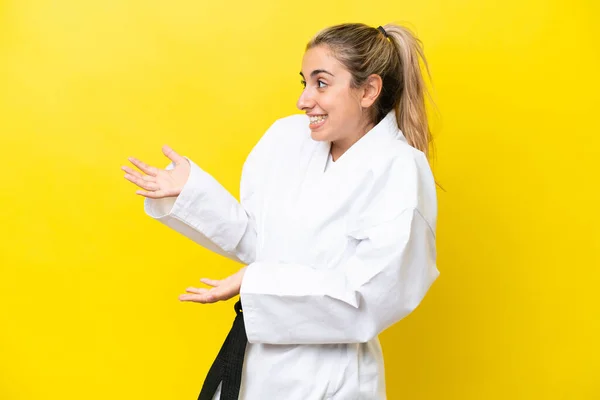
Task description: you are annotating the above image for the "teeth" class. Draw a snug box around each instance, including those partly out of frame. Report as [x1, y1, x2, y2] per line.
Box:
[309, 115, 328, 123]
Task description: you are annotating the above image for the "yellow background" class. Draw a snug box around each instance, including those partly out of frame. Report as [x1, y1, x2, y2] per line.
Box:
[1, 0, 598, 399]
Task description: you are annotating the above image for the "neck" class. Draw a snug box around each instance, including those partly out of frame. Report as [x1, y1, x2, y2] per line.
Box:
[330, 119, 375, 161]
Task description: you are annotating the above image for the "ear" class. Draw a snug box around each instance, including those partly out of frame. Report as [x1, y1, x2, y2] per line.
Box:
[359, 74, 383, 108]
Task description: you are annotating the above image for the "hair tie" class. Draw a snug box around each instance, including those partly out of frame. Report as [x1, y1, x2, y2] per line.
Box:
[377, 26, 388, 38]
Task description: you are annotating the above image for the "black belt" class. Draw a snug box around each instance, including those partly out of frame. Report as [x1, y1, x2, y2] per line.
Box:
[198, 300, 247, 400]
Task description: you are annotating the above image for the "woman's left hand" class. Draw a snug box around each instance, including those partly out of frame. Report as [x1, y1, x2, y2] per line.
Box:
[179, 267, 247, 304]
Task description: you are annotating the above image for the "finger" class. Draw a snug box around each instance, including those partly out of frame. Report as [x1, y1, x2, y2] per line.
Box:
[123, 174, 160, 191]
[179, 292, 219, 303]
[200, 278, 221, 287]
[123, 171, 156, 185]
[208, 286, 234, 302]
[162, 145, 187, 166]
[185, 287, 209, 294]
[121, 166, 144, 179]
[122, 166, 157, 183]
[128, 157, 158, 177]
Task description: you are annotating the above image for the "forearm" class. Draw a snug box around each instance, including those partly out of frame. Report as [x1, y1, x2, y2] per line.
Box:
[144, 158, 257, 264]
[240, 209, 438, 344]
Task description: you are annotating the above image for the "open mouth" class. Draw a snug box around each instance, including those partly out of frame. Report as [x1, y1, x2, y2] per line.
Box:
[309, 114, 328, 129]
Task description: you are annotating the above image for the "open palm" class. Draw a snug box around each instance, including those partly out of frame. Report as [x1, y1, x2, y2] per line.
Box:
[179, 267, 247, 304]
[122, 145, 190, 199]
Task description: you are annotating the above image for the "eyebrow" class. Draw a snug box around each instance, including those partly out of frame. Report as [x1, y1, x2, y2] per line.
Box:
[299, 69, 335, 78]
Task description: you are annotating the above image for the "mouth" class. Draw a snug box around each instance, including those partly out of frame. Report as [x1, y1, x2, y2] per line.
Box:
[308, 114, 328, 130]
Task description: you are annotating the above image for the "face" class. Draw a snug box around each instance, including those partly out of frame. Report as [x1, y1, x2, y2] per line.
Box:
[297, 45, 380, 146]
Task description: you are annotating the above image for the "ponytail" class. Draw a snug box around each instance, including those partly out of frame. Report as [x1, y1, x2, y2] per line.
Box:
[383, 24, 435, 159]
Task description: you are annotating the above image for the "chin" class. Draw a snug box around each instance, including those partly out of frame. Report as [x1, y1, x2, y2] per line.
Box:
[310, 129, 330, 142]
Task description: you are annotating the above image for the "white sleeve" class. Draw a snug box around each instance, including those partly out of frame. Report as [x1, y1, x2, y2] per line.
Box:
[143, 158, 255, 264]
[143, 120, 280, 265]
[239, 207, 439, 344]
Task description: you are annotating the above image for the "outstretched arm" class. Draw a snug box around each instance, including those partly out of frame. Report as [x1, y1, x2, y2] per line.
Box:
[141, 157, 256, 265]
[123, 121, 280, 265]
[122, 144, 255, 264]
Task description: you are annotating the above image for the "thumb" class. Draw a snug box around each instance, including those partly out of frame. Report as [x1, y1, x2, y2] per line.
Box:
[201, 278, 221, 287]
[161, 186, 182, 198]
[162, 145, 187, 166]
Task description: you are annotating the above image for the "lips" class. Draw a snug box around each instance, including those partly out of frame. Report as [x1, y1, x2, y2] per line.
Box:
[308, 114, 328, 129]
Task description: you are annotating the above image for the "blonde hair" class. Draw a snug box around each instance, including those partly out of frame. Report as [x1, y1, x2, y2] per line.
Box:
[306, 22, 436, 160]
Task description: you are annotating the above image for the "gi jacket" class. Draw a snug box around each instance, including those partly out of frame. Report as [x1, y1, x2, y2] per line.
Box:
[144, 109, 439, 399]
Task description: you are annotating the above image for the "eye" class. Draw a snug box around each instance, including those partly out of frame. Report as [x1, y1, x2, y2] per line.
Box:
[300, 80, 306, 88]
[317, 80, 327, 88]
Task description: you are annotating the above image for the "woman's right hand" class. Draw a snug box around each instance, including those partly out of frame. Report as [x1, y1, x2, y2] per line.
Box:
[121, 145, 191, 199]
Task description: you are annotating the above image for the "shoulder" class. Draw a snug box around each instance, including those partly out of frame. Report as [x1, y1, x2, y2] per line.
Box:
[245, 113, 311, 169]
[268, 114, 310, 144]
[273, 113, 310, 128]
[250, 113, 309, 153]
[242, 113, 310, 175]
[359, 140, 437, 231]
[369, 138, 431, 184]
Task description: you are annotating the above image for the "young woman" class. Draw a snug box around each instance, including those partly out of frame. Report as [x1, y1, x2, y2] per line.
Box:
[122, 22, 439, 400]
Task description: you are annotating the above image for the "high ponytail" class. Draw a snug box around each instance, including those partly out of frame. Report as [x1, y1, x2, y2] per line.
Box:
[382, 24, 434, 159]
[306, 22, 436, 160]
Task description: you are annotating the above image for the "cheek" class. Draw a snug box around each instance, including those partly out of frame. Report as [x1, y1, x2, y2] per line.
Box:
[337, 88, 359, 110]
[317, 93, 336, 113]
[330, 96, 358, 125]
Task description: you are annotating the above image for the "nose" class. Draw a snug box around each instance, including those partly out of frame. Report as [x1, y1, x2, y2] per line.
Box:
[296, 87, 315, 111]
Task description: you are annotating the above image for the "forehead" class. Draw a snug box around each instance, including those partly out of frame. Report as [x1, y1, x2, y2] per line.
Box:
[301, 45, 346, 75]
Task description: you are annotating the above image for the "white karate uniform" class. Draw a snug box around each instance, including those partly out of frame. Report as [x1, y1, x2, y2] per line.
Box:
[144, 109, 439, 399]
